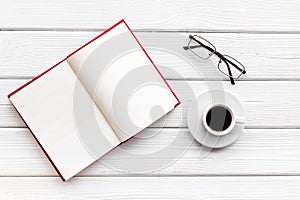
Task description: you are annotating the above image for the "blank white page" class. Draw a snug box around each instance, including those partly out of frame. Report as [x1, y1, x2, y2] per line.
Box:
[67, 21, 179, 142]
[9, 61, 120, 181]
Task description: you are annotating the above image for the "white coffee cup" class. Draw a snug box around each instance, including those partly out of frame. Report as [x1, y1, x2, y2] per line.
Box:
[202, 104, 246, 136]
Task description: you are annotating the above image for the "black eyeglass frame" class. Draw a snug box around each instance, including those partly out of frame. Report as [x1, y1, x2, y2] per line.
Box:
[183, 35, 246, 85]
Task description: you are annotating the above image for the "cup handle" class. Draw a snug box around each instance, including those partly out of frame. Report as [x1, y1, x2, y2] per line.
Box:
[236, 116, 246, 124]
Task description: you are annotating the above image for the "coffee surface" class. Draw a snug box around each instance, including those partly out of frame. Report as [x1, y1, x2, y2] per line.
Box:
[206, 106, 232, 132]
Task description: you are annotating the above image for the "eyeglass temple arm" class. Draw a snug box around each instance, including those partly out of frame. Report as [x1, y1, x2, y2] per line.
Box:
[223, 57, 246, 74]
[185, 35, 235, 84]
[183, 35, 207, 50]
[186, 49, 235, 84]
[184, 36, 246, 74]
[218, 57, 235, 85]
[196, 43, 235, 84]
[187, 35, 215, 51]
[183, 45, 202, 50]
[193, 37, 245, 74]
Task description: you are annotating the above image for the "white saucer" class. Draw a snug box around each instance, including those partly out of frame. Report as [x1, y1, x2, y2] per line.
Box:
[187, 90, 245, 148]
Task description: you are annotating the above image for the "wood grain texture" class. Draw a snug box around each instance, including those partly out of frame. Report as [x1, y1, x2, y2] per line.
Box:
[1, 0, 300, 198]
[1, 0, 300, 32]
[0, 177, 300, 199]
[2, 80, 300, 128]
[0, 128, 300, 177]
[1, 31, 300, 79]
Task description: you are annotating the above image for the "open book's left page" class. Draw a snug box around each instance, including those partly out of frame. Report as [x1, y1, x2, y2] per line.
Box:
[9, 61, 120, 181]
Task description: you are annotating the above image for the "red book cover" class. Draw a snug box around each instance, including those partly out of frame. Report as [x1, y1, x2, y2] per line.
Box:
[8, 20, 180, 181]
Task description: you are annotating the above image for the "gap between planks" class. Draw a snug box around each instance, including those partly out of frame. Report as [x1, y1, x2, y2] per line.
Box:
[3, 28, 300, 34]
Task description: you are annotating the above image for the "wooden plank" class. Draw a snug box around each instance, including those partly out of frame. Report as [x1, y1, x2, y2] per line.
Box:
[2, 80, 300, 128]
[1, 0, 300, 32]
[1, 31, 300, 79]
[0, 177, 299, 199]
[0, 79, 25, 104]
[0, 105, 24, 127]
[0, 128, 300, 176]
[155, 80, 300, 128]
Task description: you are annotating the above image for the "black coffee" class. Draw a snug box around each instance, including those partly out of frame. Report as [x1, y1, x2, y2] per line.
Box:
[206, 106, 232, 132]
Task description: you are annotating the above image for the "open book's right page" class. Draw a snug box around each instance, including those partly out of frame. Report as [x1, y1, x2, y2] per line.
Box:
[67, 20, 180, 141]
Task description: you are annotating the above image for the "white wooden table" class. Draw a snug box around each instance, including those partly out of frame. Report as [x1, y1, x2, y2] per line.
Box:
[1, 1, 300, 199]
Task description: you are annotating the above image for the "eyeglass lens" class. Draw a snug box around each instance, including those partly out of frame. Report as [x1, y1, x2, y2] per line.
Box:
[218, 55, 245, 79]
[188, 35, 216, 59]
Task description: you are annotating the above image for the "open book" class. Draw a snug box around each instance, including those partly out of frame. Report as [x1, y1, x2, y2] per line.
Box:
[8, 20, 180, 181]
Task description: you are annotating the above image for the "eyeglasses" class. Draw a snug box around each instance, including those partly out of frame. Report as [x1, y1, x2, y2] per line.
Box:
[183, 35, 246, 85]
